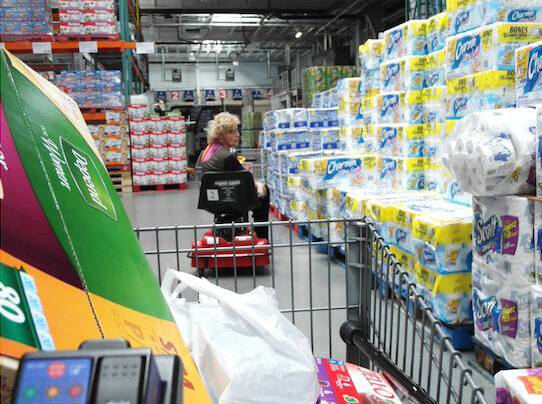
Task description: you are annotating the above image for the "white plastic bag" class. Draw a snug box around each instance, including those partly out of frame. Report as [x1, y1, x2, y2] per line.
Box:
[161, 270, 319, 404]
[443, 108, 537, 196]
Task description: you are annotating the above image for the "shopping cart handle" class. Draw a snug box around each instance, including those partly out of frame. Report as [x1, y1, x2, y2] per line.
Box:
[340, 320, 363, 345]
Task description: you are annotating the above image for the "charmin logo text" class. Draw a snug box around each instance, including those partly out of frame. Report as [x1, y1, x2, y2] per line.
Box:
[509, 9, 536, 22]
[526, 46, 542, 93]
[454, 35, 480, 65]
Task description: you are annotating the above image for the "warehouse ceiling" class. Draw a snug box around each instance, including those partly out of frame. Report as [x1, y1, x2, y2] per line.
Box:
[140, 0, 406, 63]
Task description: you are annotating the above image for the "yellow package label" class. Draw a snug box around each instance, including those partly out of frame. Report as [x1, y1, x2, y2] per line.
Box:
[364, 155, 377, 170]
[408, 55, 429, 71]
[406, 157, 430, 171]
[410, 20, 428, 36]
[496, 23, 542, 43]
[412, 216, 472, 245]
[416, 263, 472, 293]
[446, 119, 460, 136]
[447, 75, 474, 94]
[515, 43, 532, 81]
[446, 0, 472, 12]
[390, 245, 416, 272]
[405, 124, 426, 139]
[475, 69, 515, 90]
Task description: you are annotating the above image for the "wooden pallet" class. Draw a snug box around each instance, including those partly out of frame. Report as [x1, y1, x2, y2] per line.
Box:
[107, 167, 132, 194]
[133, 183, 187, 192]
[473, 337, 515, 374]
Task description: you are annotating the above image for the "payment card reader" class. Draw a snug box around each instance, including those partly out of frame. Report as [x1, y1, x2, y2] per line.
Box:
[12, 339, 183, 404]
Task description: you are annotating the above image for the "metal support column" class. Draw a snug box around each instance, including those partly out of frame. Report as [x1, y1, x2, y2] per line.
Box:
[119, 0, 132, 107]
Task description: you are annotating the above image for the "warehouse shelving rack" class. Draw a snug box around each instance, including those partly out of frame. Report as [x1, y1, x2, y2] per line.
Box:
[406, 0, 446, 20]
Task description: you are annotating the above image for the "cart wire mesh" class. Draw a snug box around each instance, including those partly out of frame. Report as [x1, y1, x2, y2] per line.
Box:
[134, 218, 489, 404]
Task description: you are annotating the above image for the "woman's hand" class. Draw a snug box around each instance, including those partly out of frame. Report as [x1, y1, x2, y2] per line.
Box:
[243, 162, 253, 172]
[255, 181, 266, 198]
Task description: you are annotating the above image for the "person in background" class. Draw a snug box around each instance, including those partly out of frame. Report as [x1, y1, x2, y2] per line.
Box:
[198, 112, 269, 239]
[153, 99, 168, 116]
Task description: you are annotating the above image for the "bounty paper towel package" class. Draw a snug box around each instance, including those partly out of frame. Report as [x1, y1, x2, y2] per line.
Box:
[384, 19, 428, 59]
[515, 41, 542, 107]
[473, 258, 532, 368]
[495, 368, 542, 404]
[472, 196, 535, 285]
[443, 108, 537, 196]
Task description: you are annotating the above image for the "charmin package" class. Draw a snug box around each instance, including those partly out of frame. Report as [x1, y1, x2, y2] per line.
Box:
[484, 0, 542, 25]
[443, 108, 537, 196]
[495, 368, 542, 404]
[447, 0, 485, 35]
[380, 55, 428, 92]
[516, 41, 542, 107]
[384, 19, 428, 59]
[446, 22, 542, 80]
[359, 38, 384, 71]
[298, 155, 363, 189]
[315, 357, 404, 404]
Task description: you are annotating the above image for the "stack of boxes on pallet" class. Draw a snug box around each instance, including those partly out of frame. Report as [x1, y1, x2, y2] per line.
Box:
[57, 0, 119, 40]
[0, 0, 52, 41]
[129, 104, 187, 188]
[263, 1, 542, 357]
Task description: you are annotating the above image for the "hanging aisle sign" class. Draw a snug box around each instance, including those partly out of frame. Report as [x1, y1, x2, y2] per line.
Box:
[205, 89, 216, 101]
[252, 89, 263, 100]
[155, 90, 167, 102]
[232, 88, 243, 100]
[169, 91, 180, 101]
[183, 90, 195, 102]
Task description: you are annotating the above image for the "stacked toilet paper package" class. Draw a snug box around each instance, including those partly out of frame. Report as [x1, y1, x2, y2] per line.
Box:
[264, 4, 542, 382]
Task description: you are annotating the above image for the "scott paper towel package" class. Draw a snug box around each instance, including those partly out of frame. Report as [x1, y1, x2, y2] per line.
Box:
[448, 0, 485, 35]
[446, 75, 476, 119]
[424, 86, 447, 123]
[446, 22, 542, 80]
[384, 19, 428, 58]
[477, 69, 517, 111]
[531, 285, 542, 367]
[377, 92, 425, 124]
[495, 368, 542, 404]
[376, 124, 425, 157]
[380, 56, 428, 92]
[360, 68, 381, 97]
[443, 108, 537, 196]
[359, 38, 384, 71]
[362, 95, 378, 125]
[473, 258, 532, 368]
[473, 196, 535, 285]
[515, 41, 542, 107]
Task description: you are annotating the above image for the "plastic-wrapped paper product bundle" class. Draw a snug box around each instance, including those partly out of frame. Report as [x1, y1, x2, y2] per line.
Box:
[423, 86, 447, 123]
[298, 155, 363, 190]
[0, 0, 53, 41]
[340, 125, 365, 151]
[362, 95, 378, 126]
[473, 196, 535, 286]
[484, 0, 542, 25]
[473, 257, 533, 368]
[515, 41, 542, 107]
[477, 69, 517, 111]
[446, 75, 476, 120]
[443, 108, 537, 196]
[311, 128, 340, 151]
[428, 12, 449, 52]
[413, 203, 472, 261]
[495, 368, 542, 404]
[359, 39, 384, 71]
[362, 155, 377, 188]
[376, 124, 424, 157]
[538, 106, 542, 198]
[534, 200, 542, 287]
[380, 56, 428, 92]
[384, 19, 428, 59]
[377, 156, 405, 191]
[337, 77, 361, 100]
[446, 22, 542, 80]
[360, 68, 382, 97]
[377, 92, 405, 124]
[447, 0, 484, 35]
[338, 99, 362, 128]
[426, 49, 447, 87]
[405, 90, 426, 124]
[531, 285, 542, 367]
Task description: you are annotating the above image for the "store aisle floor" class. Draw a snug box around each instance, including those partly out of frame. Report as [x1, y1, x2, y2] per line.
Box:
[121, 185, 496, 402]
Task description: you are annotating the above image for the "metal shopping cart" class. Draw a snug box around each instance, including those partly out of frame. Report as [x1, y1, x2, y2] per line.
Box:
[134, 218, 489, 404]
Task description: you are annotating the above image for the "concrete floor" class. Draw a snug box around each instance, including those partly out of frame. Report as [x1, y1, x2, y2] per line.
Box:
[121, 183, 496, 403]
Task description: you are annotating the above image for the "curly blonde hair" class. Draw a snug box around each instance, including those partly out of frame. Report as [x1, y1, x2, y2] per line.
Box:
[207, 112, 240, 144]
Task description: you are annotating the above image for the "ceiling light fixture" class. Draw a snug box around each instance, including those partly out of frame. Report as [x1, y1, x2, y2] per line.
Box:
[295, 31, 303, 39]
